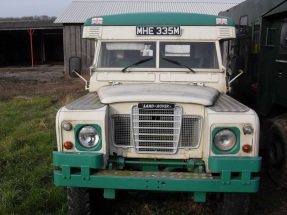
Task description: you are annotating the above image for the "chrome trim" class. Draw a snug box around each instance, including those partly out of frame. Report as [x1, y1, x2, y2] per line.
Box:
[111, 107, 203, 153]
[276, 60, 287, 63]
[131, 105, 182, 154]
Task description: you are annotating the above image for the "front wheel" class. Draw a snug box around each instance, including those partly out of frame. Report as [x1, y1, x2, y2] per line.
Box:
[213, 193, 250, 215]
[67, 187, 98, 215]
[267, 119, 287, 188]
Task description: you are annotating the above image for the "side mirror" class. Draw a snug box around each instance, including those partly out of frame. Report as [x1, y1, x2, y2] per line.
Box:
[69, 57, 82, 78]
[237, 27, 249, 38]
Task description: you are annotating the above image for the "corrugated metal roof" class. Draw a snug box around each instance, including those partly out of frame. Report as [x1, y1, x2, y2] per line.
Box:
[55, 0, 239, 23]
[0, 20, 62, 30]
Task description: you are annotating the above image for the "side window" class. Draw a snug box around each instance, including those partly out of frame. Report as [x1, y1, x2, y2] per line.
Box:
[238, 15, 248, 37]
[280, 19, 287, 54]
[265, 25, 276, 47]
[252, 20, 261, 54]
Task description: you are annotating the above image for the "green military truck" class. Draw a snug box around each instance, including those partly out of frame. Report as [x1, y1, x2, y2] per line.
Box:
[220, 0, 287, 188]
[53, 12, 261, 214]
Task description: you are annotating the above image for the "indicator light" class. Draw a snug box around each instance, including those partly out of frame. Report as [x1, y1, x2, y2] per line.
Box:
[64, 141, 73, 150]
[242, 144, 252, 153]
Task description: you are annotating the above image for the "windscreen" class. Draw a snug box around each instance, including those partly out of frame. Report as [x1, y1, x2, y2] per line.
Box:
[160, 42, 219, 69]
[98, 42, 156, 68]
[98, 41, 218, 69]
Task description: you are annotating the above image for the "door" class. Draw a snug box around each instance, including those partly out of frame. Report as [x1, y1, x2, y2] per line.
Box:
[275, 17, 287, 108]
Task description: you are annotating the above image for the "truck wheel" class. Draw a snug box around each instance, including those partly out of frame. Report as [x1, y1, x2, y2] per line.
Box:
[213, 193, 250, 215]
[267, 119, 287, 188]
[67, 187, 94, 215]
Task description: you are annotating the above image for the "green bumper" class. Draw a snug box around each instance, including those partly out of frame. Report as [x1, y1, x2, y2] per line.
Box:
[53, 152, 261, 194]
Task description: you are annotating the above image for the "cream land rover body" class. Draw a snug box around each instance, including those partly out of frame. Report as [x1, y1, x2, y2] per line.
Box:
[53, 13, 261, 213]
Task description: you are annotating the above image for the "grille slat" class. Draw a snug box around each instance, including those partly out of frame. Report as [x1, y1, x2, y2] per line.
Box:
[135, 134, 180, 136]
[112, 105, 203, 153]
[133, 121, 181, 123]
[133, 127, 179, 129]
[133, 114, 181, 116]
[137, 140, 178, 143]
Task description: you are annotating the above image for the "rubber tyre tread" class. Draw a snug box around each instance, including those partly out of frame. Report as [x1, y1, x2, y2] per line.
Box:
[221, 193, 249, 215]
[67, 187, 92, 215]
[214, 193, 250, 215]
[267, 119, 287, 188]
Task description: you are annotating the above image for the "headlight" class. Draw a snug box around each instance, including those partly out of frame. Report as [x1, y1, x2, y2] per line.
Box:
[78, 126, 100, 148]
[214, 129, 236, 151]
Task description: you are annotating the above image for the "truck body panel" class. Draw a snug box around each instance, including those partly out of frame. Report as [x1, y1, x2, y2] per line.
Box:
[220, 0, 287, 188]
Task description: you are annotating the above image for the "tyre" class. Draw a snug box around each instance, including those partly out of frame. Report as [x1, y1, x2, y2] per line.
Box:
[213, 193, 250, 215]
[267, 119, 287, 188]
[67, 187, 95, 215]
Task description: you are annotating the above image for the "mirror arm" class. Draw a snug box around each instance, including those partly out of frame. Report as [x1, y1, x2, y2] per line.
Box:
[72, 70, 89, 90]
[229, 69, 244, 85]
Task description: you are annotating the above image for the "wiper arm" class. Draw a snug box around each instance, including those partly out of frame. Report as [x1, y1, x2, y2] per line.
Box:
[162, 57, 195, 73]
[121, 57, 154, 72]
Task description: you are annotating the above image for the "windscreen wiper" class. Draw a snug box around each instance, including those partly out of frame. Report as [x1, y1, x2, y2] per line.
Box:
[162, 57, 195, 73]
[122, 57, 154, 72]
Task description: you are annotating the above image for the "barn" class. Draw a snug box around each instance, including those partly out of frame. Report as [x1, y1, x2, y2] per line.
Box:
[0, 18, 63, 67]
[55, 0, 240, 74]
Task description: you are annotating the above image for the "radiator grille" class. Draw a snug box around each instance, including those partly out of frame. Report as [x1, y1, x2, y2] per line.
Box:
[132, 106, 182, 154]
[112, 107, 202, 153]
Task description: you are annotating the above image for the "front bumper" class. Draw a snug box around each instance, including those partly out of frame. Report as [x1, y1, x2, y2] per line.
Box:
[53, 152, 261, 201]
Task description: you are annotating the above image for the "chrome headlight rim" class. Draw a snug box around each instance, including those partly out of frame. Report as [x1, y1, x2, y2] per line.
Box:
[75, 124, 102, 151]
[212, 127, 240, 154]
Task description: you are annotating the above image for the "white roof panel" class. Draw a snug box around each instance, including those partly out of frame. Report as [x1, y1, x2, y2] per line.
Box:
[55, 0, 239, 23]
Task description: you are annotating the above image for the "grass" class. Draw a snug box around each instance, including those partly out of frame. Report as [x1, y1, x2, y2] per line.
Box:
[0, 98, 66, 215]
[0, 96, 287, 215]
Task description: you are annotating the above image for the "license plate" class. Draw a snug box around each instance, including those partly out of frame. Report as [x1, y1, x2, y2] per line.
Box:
[138, 103, 175, 109]
[136, 26, 181, 35]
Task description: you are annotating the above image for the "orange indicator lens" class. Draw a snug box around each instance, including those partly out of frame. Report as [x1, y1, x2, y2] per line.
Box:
[64, 141, 73, 150]
[242, 144, 252, 153]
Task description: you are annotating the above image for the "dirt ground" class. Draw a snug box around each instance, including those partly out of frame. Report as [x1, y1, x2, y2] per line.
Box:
[0, 65, 86, 101]
[0, 65, 286, 214]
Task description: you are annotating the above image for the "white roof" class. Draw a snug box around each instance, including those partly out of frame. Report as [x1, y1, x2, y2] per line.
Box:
[55, 0, 239, 23]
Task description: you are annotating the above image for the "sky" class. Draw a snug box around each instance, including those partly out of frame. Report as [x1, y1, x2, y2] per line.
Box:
[0, 0, 71, 18]
[0, 0, 245, 18]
